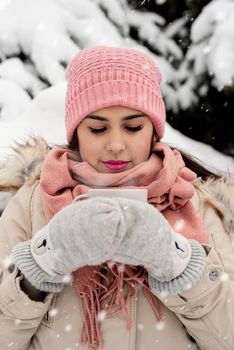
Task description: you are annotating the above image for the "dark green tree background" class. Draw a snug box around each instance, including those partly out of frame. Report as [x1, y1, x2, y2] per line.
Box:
[128, 0, 234, 156]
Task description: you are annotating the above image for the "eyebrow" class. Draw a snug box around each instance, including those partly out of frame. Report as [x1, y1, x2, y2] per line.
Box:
[86, 114, 146, 121]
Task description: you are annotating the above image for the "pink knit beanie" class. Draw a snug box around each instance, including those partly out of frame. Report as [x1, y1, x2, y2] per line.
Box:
[65, 46, 166, 143]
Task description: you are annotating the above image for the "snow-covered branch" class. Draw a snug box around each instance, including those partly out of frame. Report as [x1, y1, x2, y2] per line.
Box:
[188, 0, 234, 89]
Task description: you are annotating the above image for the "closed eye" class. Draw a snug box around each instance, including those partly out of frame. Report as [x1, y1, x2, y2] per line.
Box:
[126, 126, 143, 132]
[89, 126, 143, 134]
[89, 127, 106, 134]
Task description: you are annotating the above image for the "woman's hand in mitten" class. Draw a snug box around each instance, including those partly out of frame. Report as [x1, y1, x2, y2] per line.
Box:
[11, 197, 127, 293]
[111, 198, 206, 295]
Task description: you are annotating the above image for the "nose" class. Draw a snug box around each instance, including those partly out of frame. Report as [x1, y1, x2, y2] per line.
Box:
[105, 130, 126, 153]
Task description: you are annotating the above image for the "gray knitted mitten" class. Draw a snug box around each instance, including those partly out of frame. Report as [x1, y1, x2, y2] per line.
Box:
[11, 197, 128, 292]
[111, 198, 206, 295]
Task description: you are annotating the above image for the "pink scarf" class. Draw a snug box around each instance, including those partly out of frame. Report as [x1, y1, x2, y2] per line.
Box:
[40, 142, 208, 349]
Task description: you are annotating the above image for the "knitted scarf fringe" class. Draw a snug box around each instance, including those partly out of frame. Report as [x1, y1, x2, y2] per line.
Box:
[73, 262, 163, 349]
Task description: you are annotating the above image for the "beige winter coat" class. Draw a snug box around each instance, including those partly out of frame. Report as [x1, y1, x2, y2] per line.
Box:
[0, 138, 234, 350]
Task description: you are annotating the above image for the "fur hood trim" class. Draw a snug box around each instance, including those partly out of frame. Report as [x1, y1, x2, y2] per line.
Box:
[194, 176, 234, 235]
[0, 137, 50, 192]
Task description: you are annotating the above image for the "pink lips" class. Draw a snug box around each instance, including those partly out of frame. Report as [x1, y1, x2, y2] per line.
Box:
[103, 160, 129, 170]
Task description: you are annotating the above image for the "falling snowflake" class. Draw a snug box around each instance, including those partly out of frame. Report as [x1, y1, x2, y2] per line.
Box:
[217, 61, 226, 70]
[173, 220, 185, 232]
[155, 0, 167, 4]
[117, 263, 125, 273]
[49, 308, 58, 317]
[220, 272, 229, 282]
[155, 321, 165, 331]
[98, 310, 107, 322]
[15, 319, 22, 326]
[137, 323, 144, 331]
[142, 63, 152, 75]
[203, 46, 211, 55]
[65, 324, 72, 332]
[159, 290, 168, 300]
[62, 274, 73, 284]
[107, 260, 115, 269]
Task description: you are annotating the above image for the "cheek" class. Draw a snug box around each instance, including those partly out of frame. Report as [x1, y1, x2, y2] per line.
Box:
[132, 132, 152, 160]
[79, 138, 102, 162]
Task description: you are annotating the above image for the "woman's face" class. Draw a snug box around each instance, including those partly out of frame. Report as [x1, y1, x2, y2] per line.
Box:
[76, 106, 155, 173]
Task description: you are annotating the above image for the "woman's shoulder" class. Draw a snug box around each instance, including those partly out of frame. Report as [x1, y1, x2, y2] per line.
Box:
[0, 138, 49, 232]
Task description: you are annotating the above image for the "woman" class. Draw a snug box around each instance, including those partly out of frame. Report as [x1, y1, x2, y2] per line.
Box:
[0, 46, 233, 350]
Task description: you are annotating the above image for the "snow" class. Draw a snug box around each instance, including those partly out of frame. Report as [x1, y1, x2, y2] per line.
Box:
[137, 323, 144, 331]
[0, 82, 66, 159]
[14, 319, 22, 326]
[98, 310, 107, 322]
[0, 79, 31, 122]
[219, 272, 229, 282]
[0, 58, 45, 97]
[155, 321, 165, 331]
[189, 0, 234, 89]
[163, 123, 234, 174]
[173, 220, 185, 233]
[155, 0, 167, 4]
[49, 308, 58, 318]
[65, 324, 72, 332]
